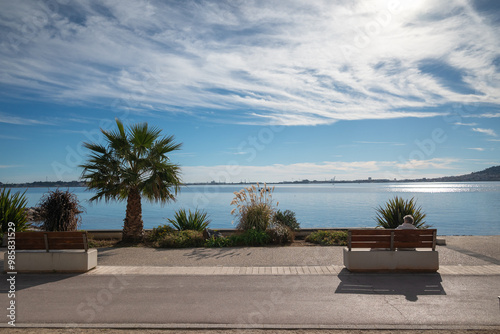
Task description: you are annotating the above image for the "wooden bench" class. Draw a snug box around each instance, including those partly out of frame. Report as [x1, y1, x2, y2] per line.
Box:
[3, 231, 98, 273]
[343, 229, 439, 272]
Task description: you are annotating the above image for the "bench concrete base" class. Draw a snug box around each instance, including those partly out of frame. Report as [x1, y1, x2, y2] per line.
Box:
[343, 248, 439, 272]
[4, 249, 98, 273]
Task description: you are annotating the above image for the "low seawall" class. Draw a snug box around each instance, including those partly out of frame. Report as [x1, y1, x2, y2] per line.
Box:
[86, 228, 353, 240]
[86, 228, 447, 245]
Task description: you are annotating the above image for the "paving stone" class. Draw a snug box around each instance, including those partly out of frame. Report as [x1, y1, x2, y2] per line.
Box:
[85, 265, 500, 276]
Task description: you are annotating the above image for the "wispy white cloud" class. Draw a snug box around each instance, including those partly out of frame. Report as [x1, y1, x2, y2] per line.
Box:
[453, 122, 477, 126]
[0, 0, 499, 125]
[468, 112, 500, 118]
[0, 134, 26, 140]
[182, 158, 462, 182]
[472, 127, 497, 137]
[0, 112, 53, 126]
[394, 158, 460, 171]
[468, 147, 485, 151]
[354, 141, 405, 146]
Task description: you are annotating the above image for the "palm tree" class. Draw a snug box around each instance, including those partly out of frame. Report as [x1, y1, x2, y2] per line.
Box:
[80, 118, 182, 242]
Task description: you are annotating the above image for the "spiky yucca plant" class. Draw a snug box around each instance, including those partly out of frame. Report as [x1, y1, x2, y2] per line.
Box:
[168, 208, 211, 231]
[374, 196, 429, 229]
[0, 188, 29, 233]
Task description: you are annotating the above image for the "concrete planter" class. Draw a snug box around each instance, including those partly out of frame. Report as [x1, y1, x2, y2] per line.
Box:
[4, 249, 98, 273]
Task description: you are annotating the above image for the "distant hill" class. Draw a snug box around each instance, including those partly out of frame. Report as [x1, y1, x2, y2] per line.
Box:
[0, 180, 85, 188]
[429, 165, 500, 182]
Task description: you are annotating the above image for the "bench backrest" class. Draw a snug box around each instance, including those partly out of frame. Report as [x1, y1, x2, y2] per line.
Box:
[13, 231, 89, 252]
[347, 229, 437, 251]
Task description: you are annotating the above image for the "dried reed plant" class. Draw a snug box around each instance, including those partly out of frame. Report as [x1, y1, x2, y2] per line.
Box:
[230, 183, 278, 231]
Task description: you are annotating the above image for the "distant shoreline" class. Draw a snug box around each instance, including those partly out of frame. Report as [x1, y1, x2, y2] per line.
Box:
[2, 165, 499, 188]
[2, 179, 500, 189]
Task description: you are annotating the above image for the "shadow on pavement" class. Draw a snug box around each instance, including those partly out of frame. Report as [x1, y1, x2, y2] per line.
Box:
[335, 269, 446, 302]
[0, 272, 81, 292]
[184, 248, 246, 261]
[445, 245, 500, 265]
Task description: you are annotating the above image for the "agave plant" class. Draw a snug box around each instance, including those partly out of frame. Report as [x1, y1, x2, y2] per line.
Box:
[167, 208, 211, 231]
[0, 188, 29, 233]
[374, 196, 429, 229]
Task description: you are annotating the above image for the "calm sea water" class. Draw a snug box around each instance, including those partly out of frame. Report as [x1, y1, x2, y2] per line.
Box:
[10, 182, 500, 236]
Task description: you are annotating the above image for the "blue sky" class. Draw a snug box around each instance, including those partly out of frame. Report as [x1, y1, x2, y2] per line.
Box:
[0, 0, 499, 183]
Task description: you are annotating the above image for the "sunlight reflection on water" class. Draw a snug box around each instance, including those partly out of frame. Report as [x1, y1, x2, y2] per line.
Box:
[384, 182, 489, 193]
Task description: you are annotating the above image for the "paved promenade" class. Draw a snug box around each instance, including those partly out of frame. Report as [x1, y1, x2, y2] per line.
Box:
[0, 235, 499, 332]
[90, 235, 500, 275]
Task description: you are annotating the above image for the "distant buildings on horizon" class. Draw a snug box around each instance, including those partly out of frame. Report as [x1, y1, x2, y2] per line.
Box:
[2, 166, 499, 188]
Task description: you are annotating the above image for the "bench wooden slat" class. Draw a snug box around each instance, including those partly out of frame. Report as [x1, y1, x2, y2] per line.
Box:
[350, 242, 392, 248]
[394, 235, 434, 241]
[348, 229, 437, 251]
[47, 243, 87, 249]
[350, 229, 435, 236]
[350, 230, 393, 235]
[47, 238, 86, 243]
[13, 234, 49, 240]
[351, 235, 391, 242]
[394, 241, 434, 248]
[12, 231, 89, 251]
[47, 239, 86, 245]
[13, 240, 47, 249]
[46, 236, 87, 241]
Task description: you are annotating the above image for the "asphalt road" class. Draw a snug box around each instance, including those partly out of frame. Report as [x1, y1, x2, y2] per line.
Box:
[1, 272, 499, 328]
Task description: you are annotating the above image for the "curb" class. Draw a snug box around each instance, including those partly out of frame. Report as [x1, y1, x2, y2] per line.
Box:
[4, 323, 500, 330]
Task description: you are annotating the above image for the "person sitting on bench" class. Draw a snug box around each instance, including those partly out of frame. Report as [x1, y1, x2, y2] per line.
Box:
[397, 215, 417, 250]
[396, 215, 417, 230]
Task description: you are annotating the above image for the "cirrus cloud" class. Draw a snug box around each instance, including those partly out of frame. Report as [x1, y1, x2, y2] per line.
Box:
[0, 0, 499, 126]
[472, 128, 498, 137]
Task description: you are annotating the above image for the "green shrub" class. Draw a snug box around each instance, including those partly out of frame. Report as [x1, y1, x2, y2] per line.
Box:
[37, 189, 84, 231]
[240, 203, 274, 231]
[168, 208, 211, 231]
[231, 183, 277, 231]
[229, 229, 271, 246]
[266, 224, 294, 244]
[0, 188, 29, 234]
[273, 209, 300, 231]
[148, 224, 176, 242]
[204, 236, 233, 248]
[156, 230, 205, 248]
[374, 196, 428, 229]
[306, 230, 348, 246]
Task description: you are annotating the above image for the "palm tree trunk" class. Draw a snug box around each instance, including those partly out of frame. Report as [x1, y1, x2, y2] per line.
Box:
[122, 187, 144, 242]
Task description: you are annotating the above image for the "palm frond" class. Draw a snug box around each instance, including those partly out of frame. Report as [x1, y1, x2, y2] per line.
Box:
[129, 122, 162, 157]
